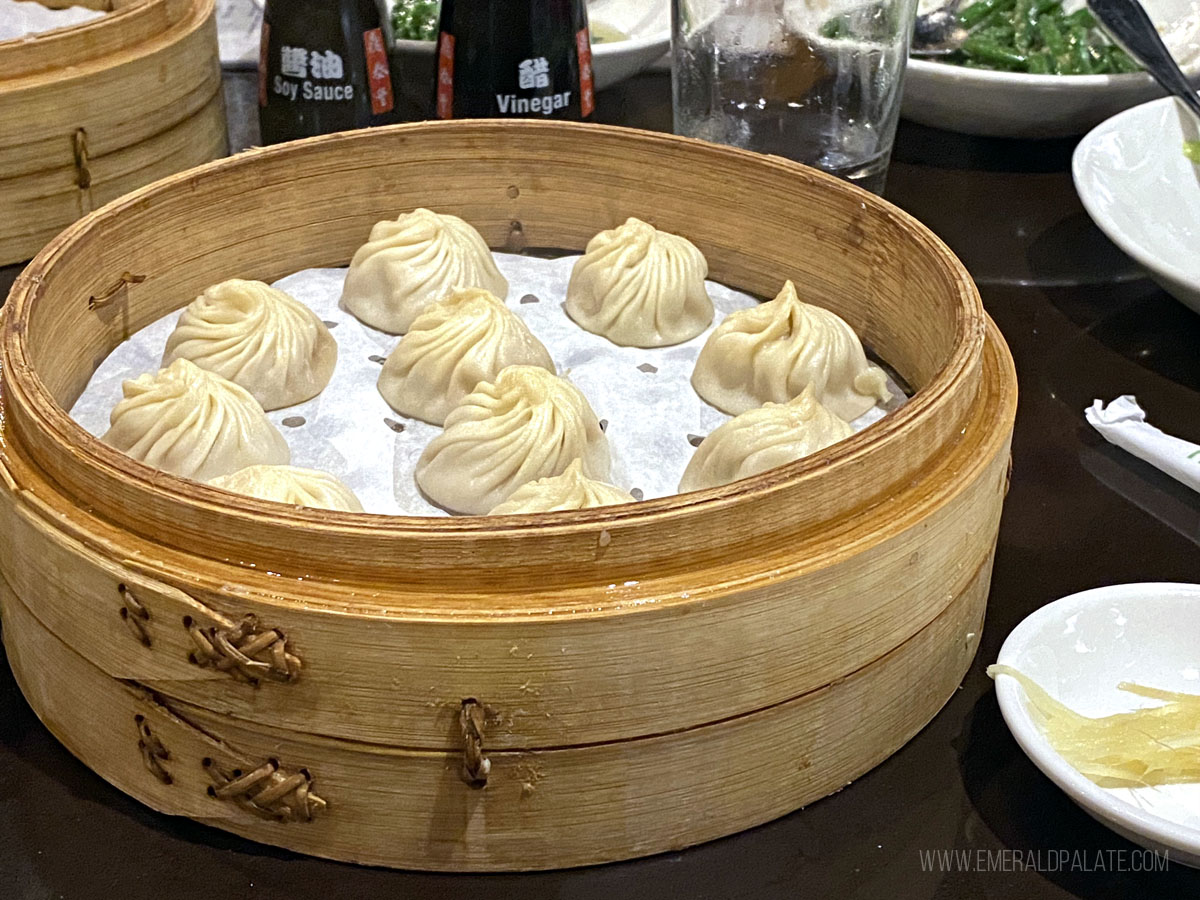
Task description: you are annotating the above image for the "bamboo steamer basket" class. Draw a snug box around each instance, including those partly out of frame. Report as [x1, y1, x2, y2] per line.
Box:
[0, 0, 226, 266]
[0, 121, 1018, 871]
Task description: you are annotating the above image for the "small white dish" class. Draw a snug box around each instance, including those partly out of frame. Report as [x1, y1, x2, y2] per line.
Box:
[393, 0, 670, 92]
[1073, 96, 1200, 316]
[994, 582, 1200, 868]
[902, 0, 1200, 138]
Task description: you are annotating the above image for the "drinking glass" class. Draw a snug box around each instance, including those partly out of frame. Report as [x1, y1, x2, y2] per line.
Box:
[672, 0, 918, 193]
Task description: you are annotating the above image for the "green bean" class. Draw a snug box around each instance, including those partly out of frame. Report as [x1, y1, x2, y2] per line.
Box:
[1069, 24, 1095, 73]
[973, 23, 1016, 44]
[1065, 7, 1096, 28]
[1108, 46, 1141, 73]
[944, 0, 1137, 76]
[960, 0, 1017, 28]
[1036, 13, 1068, 56]
[962, 35, 1029, 69]
[1026, 51, 1053, 73]
[1013, 0, 1033, 51]
[819, 15, 850, 39]
[1053, 52, 1079, 74]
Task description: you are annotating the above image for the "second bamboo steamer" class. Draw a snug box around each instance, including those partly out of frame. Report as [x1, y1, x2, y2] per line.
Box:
[0, 0, 227, 265]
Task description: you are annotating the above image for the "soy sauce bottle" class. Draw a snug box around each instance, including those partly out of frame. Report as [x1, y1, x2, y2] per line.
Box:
[259, 0, 400, 143]
[434, 0, 594, 121]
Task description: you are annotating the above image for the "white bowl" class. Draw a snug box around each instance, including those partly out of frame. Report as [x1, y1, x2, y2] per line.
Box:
[902, 0, 1200, 137]
[394, 0, 669, 92]
[1073, 96, 1200, 316]
[994, 582, 1200, 868]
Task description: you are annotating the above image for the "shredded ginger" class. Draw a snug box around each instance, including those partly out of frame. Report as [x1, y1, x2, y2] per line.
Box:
[988, 664, 1200, 789]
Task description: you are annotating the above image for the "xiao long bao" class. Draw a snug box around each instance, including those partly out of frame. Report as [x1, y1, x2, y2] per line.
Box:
[102, 359, 290, 482]
[377, 287, 554, 426]
[162, 278, 337, 411]
[416, 366, 611, 515]
[489, 458, 634, 515]
[679, 386, 854, 492]
[565, 217, 714, 347]
[692, 280, 892, 421]
[208, 464, 364, 513]
[341, 207, 509, 334]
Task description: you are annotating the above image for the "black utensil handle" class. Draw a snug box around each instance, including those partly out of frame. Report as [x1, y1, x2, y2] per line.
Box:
[1087, 0, 1200, 120]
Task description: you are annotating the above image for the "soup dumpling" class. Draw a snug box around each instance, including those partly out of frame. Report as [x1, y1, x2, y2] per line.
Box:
[162, 278, 337, 411]
[209, 464, 363, 513]
[565, 217, 713, 347]
[692, 280, 891, 421]
[377, 287, 553, 425]
[416, 366, 610, 515]
[341, 208, 509, 334]
[679, 385, 853, 492]
[102, 359, 290, 481]
[489, 458, 633, 514]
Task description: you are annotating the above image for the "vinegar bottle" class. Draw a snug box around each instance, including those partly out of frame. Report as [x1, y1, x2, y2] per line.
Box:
[258, 0, 400, 144]
[433, 0, 595, 121]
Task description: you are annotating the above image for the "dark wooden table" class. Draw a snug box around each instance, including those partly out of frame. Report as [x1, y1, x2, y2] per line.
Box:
[3, 72, 1200, 900]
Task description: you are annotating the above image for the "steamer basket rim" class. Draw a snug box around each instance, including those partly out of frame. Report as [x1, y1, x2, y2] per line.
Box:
[1, 119, 989, 540]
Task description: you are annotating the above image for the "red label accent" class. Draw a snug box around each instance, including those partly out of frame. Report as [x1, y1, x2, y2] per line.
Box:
[576, 28, 594, 117]
[363, 28, 394, 115]
[435, 32, 455, 119]
[258, 21, 270, 107]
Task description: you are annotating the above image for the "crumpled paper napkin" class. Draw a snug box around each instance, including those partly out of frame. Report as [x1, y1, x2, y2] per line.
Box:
[1086, 396, 1200, 493]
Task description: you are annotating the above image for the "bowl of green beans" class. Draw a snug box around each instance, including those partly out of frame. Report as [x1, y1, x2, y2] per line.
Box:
[902, 0, 1200, 137]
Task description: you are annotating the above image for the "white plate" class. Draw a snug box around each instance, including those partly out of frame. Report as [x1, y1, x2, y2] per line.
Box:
[394, 0, 670, 92]
[994, 582, 1200, 868]
[902, 0, 1200, 138]
[1073, 96, 1200, 316]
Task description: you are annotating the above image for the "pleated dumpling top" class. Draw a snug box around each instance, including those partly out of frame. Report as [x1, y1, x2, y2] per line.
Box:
[341, 208, 509, 334]
[565, 217, 713, 347]
[162, 278, 337, 411]
[692, 280, 891, 421]
[103, 359, 290, 481]
[416, 366, 611, 515]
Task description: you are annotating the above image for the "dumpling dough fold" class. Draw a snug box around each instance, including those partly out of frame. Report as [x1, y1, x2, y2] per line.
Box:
[103, 359, 290, 481]
[679, 385, 854, 492]
[341, 208, 509, 334]
[208, 464, 363, 512]
[416, 366, 610, 515]
[489, 458, 633, 514]
[692, 280, 891, 421]
[163, 278, 337, 411]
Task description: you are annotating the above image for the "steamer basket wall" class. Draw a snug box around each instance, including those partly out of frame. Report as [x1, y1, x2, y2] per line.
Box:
[0, 0, 227, 265]
[0, 121, 1018, 871]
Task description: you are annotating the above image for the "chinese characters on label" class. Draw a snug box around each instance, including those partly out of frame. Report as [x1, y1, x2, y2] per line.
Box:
[362, 28, 394, 115]
[280, 46, 345, 80]
[518, 57, 551, 89]
[310, 49, 344, 80]
[436, 33, 455, 118]
[272, 44, 356, 103]
[281, 45, 309, 78]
